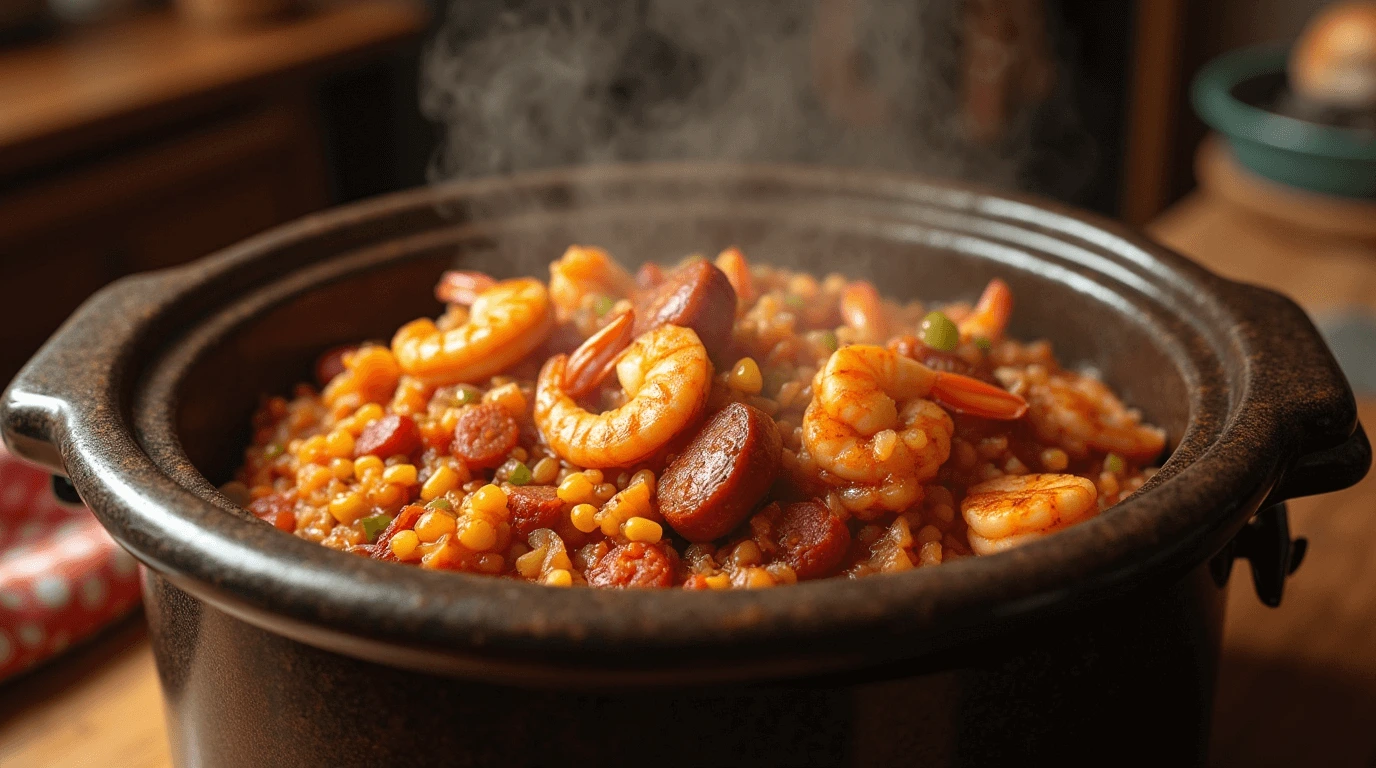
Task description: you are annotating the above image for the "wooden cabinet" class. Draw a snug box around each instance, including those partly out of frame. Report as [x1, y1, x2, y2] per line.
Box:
[0, 2, 424, 384]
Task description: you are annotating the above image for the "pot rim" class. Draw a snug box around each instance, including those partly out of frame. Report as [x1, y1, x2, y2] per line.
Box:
[3, 163, 1366, 683]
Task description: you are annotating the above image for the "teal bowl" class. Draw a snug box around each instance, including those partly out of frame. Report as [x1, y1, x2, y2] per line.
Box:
[1192, 46, 1376, 198]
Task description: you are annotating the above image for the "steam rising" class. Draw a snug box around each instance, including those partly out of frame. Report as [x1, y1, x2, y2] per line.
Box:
[421, 1, 1095, 197]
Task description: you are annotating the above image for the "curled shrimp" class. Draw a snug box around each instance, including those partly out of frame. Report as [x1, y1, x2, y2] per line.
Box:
[391, 277, 553, 387]
[961, 473, 1099, 555]
[549, 245, 637, 321]
[803, 345, 1027, 505]
[839, 281, 889, 343]
[957, 278, 1013, 343]
[997, 367, 1166, 463]
[715, 246, 756, 307]
[435, 270, 497, 306]
[535, 324, 712, 468]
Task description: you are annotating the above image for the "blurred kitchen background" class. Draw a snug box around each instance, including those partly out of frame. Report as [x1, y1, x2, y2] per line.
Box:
[4, 2, 1376, 767]
[0, 0, 1355, 385]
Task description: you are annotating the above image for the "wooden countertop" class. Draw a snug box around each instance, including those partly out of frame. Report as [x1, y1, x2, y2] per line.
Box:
[0, 0, 426, 176]
[2, 154, 1374, 767]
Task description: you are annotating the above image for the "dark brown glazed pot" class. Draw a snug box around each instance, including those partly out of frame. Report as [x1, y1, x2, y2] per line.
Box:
[3, 164, 1368, 767]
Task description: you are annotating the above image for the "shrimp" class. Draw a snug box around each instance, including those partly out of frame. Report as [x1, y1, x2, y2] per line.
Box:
[391, 277, 553, 387]
[957, 278, 1013, 343]
[548, 245, 637, 321]
[715, 246, 757, 307]
[803, 345, 1027, 506]
[839, 281, 889, 343]
[996, 366, 1166, 463]
[434, 270, 497, 306]
[961, 473, 1099, 555]
[535, 324, 712, 468]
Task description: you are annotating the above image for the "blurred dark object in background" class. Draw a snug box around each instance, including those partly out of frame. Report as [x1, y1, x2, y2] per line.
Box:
[0, 0, 54, 46]
[0, 2, 426, 385]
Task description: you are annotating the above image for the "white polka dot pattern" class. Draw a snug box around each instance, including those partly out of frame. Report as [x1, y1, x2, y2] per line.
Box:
[0, 444, 141, 680]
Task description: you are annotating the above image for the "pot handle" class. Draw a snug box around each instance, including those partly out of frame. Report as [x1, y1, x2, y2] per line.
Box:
[1220, 281, 1371, 504]
[1, 268, 191, 475]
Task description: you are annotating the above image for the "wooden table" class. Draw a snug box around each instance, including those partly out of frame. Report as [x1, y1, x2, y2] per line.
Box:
[2, 158, 1375, 767]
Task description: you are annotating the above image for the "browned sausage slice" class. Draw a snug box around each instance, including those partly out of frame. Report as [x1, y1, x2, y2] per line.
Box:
[634, 260, 737, 360]
[314, 345, 356, 387]
[355, 414, 422, 459]
[585, 541, 676, 588]
[775, 500, 851, 580]
[451, 403, 519, 468]
[657, 402, 782, 542]
[505, 486, 565, 538]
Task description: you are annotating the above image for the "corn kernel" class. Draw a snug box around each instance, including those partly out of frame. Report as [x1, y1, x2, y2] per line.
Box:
[469, 484, 508, 515]
[743, 567, 775, 589]
[414, 510, 458, 543]
[390, 529, 420, 560]
[531, 457, 560, 485]
[705, 573, 731, 590]
[543, 568, 573, 587]
[729, 358, 763, 394]
[731, 540, 763, 567]
[630, 469, 656, 489]
[482, 382, 528, 418]
[593, 482, 618, 503]
[327, 492, 369, 524]
[515, 547, 545, 579]
[325, 429, 355, 458]
[458, 518, 497, 551]
[570, 503, 600, 533]
[296, 464, 332, 493]
[916, 524, 943, 544]
[299, 435, 329, 465]
[476, 553, 505, 574]
[618, 480, 651, 512]
[1040, 447, 1070, 472]
[557, 473, 594, 504]
[353, 455, 384, 481]
[354, 403, 384, 424]
[439, 407, 461, 434]
[382, 464, 418, 486]
[370, 483, 404, 508]
[583, 469, 604, 485]
[622, 517, 663, 543]
[329, 458, 355, 480]
[420, 465, 459, 502]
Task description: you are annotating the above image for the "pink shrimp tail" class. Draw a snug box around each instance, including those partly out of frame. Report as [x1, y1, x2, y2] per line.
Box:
[958, 278, 1013, 342]
[435, 270, 498, 306]
[931, 371, 1028, 420]
[562, 309, 635, 398]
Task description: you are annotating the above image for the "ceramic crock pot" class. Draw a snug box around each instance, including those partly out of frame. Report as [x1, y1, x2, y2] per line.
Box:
[2, 165, 1368, 767]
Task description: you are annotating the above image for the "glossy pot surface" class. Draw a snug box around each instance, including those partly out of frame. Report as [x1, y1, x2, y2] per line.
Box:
[3, 164, 1368, 766]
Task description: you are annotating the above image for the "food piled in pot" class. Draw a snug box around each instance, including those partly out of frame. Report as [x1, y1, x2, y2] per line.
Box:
[230, 246, 1166, 588]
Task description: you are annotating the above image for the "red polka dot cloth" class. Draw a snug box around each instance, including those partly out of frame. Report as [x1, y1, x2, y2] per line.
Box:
[0, 443, 140, 681]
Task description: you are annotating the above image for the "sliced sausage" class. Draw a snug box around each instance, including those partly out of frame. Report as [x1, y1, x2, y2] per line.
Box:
[635, 262, 665, 290]
[505, 486, 565, 538]
[355, 414, 422, 459]
[775, 500, 850, 580]
[314, 345, 356, 387]
[249, 492, 297, 532]
[634, 260, 737, 360]
[585, 541, 676, 588]
[451, 403, 519, 468]
[658, 402, 782, 542]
